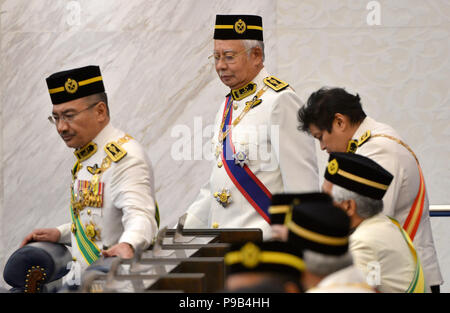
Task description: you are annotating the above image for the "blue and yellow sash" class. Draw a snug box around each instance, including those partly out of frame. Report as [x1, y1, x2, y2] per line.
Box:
[220, 96, 272, 223]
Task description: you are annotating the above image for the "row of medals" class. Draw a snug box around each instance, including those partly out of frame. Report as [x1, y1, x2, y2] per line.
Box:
[71, 168, 102, 242]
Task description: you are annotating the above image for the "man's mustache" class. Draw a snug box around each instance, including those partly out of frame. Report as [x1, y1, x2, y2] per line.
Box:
[219, 71, 232, 77]
[60, 131, 75, 137]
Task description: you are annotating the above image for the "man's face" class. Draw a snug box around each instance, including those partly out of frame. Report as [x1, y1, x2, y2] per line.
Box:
[213, 40, 258, 90]
[308, 123, 349, 153]
[51, 97, 101, 149]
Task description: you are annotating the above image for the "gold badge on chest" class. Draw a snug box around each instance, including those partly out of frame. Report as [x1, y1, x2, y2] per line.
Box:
[85, 222, 101, 241]
[214, 188, 232, 207]
[87, 164, 101, 175]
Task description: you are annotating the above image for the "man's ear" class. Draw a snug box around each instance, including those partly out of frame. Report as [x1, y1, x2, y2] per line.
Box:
[346, 199, 357, 217]
[340, 199, 356, 217]
[334, 113, 347, 130]
[95, 101, 108, 122]
[251, 47, 263, 64]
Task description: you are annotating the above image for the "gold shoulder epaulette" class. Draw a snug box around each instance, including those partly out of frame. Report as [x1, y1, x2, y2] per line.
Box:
[357, 130, 371, 147]
[103, 134, 133, 163]
[104, 141, 127, 163]
[263, 76, 289, 92]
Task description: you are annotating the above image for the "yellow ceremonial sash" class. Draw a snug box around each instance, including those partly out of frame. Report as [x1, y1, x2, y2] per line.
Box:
[389, 217, 426, 293]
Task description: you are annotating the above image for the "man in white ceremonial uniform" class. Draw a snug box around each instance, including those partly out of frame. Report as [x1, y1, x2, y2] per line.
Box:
[184, 15, 319, 239]
[297, 87, 442, 292]
[273, 192, 375, 293]
[21, 65, 159, 281]
[326, 152, 425, 293]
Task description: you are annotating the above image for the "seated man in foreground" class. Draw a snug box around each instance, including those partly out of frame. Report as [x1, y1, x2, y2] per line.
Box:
[326, 152, 425, 293]
[21, 65, 159, 284]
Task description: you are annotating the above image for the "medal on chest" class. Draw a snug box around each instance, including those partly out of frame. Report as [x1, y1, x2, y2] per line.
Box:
[77, 178, 105, 209]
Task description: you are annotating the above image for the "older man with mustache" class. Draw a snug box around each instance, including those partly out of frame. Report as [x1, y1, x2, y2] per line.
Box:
[21, 66, 159, 284]
[184, 15, 319, 239]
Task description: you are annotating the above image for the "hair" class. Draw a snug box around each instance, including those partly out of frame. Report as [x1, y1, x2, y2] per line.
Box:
[331, 184, 384, 219]
[85, 92, 109, 117]
[242, 39, 265, 62]
[303, 250, 354, 277]
[297, 87, 366, 133]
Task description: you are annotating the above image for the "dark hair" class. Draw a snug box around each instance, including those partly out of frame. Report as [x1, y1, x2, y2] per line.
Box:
[98, 92, 108, 106]
[297, 87, 366, 133]
[86, 92, 109, 117]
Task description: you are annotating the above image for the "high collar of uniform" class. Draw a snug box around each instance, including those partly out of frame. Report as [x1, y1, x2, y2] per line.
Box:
[228, 67, 269, 101]
[351, 117, 375, 142]
[346, 117, 375, 152]
[231, 82, 257, 101]
[73, 122, 116, 162]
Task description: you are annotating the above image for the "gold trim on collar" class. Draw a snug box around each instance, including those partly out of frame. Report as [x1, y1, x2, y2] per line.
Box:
[357, 130, 371, 147]
[346, 140, 358, 153]
[231, 82, 257, 101]
[74, 142, 97, 162]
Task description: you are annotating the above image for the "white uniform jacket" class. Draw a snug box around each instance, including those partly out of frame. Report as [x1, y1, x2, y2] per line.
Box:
[57, 123, 158, 271]
[185, 68, 319, 239]
[307, 265, 376, 293]
[350, 213, 418, 293]
[353, 117, 442, 287]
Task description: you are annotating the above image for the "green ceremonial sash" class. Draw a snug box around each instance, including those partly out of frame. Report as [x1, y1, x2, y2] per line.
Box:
[69, 134, 160, 265]
[70, 188, 101, 265]
[389, 217, 426, 293]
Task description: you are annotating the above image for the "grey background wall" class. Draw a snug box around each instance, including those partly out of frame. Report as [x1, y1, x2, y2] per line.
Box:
[0, 0, 449, 290]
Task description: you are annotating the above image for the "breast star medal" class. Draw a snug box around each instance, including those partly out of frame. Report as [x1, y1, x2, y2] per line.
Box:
[214, 188, 232, 207]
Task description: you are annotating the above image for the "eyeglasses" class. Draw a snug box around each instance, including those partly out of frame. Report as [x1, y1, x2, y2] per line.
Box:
[48, 101, 99, 125]
[208, 48, 250, 65]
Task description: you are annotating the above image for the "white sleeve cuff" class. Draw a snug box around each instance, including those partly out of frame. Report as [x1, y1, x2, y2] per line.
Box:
[56, 223, 72, 245]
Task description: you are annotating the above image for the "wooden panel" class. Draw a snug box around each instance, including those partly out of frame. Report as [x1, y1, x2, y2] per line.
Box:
[147, 273, 205, 292]
[170, 258, 225, 292]
[161, 243, 230, 257]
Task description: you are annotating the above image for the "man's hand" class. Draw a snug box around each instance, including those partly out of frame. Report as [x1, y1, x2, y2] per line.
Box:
[271, 225, 289, 242]
[20, 228, 61, 247]
[102, 242, 134, 259]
